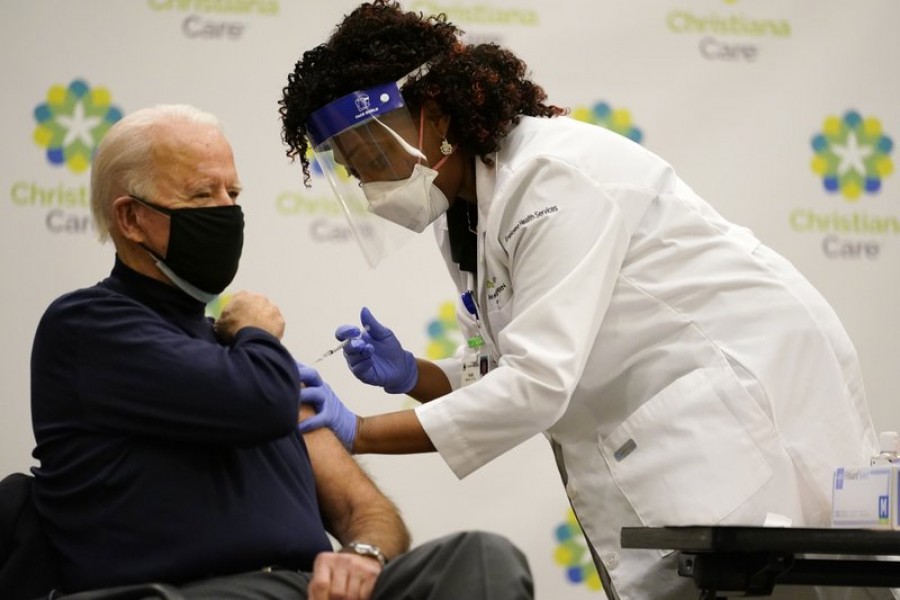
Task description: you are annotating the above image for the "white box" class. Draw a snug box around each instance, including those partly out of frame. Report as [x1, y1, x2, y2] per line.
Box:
[831, 466, 898, 529]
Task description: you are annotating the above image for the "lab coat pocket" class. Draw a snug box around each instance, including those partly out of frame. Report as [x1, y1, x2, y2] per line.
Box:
[599, 368, 773, 529]
[484, 286, 512, 326]
[484, 292, 513, 358]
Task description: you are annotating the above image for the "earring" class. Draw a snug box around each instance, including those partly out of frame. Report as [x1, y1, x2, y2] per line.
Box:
[440, 138, 453, 156]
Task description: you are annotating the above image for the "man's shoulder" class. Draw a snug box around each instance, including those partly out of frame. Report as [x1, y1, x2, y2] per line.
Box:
[44, 281, 112, 310]
[40, 279, 140, 325]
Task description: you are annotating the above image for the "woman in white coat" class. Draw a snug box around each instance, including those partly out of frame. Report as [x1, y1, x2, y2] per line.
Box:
[281, 2, 885, 598]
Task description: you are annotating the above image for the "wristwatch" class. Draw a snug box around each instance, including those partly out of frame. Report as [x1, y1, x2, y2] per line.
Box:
[340, 541, 386, 566]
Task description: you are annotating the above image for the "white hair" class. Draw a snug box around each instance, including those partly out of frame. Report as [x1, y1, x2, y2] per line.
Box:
[89, 104, 222, 243]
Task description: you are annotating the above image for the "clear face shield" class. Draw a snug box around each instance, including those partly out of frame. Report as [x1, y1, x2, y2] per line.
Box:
[306, 80, 432, 267]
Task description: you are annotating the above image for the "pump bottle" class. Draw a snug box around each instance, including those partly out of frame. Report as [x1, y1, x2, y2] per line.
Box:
[870, 431, 900, 466]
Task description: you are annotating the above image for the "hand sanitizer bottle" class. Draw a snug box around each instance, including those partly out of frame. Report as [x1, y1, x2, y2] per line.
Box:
[871, 431, 900, 466]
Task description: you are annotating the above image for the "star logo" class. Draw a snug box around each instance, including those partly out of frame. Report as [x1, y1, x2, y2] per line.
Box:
[424, 301, 464, 360]
[33, 79, 123, 174]
[57, 102, 103, 148]
[553, 508, 603, 592]
[810, 110, 894, 202]
[571, 101, 643, 145]
[832, 132, 873, 178]
[205, 292, 233, 319]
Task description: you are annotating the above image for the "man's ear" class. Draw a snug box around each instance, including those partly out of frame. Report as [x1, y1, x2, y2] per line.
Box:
[112, 196, 146, 243]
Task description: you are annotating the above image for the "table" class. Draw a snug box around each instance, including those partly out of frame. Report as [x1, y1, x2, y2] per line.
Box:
[620, 526, 900, 598]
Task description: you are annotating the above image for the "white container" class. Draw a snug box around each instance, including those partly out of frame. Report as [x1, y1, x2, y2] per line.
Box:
[871, 431, 900, 466]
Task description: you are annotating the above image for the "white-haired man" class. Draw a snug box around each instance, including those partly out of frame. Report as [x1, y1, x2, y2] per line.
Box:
[29, 104, 533, 600]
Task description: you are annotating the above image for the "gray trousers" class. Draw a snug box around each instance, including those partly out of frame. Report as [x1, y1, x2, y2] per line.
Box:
[60, 531, 534, 600]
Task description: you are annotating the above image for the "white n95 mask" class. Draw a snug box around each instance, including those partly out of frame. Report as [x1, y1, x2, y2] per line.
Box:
[362, 163, 450, 233]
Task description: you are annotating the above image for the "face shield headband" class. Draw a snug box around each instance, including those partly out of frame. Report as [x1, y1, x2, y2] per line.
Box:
[306, 59, 433, 149]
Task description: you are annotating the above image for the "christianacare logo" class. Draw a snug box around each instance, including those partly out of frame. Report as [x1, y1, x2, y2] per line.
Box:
[309, 148, 354, 183]
[810, 110, 894, 202]
[554, 509, 602, 592]
[205, 293, 234, 319]
[33, 79, 123, 174]
[424, 301, 463, 360]
[571, 102, 643, 144]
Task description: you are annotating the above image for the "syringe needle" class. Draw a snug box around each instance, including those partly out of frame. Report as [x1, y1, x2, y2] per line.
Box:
[314, 338, 351, 363]
[312, 326, 369, 363]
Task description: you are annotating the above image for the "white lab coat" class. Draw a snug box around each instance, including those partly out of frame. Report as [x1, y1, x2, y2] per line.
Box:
[416, 116, 885, 599]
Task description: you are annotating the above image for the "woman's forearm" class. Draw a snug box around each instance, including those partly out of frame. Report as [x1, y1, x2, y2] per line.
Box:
[408, 358, 452, 403]
[355, 409, 436, 454]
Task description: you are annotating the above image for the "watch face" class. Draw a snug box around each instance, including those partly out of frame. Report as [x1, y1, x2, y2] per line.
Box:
[343, 542, 386, 566]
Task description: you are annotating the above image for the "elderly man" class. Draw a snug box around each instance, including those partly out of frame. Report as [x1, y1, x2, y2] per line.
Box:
[29, 104, 533, 599]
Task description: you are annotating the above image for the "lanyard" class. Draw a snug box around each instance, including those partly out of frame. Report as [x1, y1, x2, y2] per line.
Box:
[460, 290, 490, 385]
[461, 290, 485, 350]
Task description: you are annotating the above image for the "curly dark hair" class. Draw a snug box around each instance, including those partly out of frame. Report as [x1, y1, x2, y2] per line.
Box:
[279, 0, 566, 186]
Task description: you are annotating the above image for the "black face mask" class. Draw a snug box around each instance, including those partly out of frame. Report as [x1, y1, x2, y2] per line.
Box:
[132, 196, 244, 300]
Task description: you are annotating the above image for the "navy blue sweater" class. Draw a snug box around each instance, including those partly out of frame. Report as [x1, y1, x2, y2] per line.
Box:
[30, 258, 331, 591]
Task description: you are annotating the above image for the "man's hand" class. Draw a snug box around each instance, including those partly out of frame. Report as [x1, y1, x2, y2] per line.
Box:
[308, 551, 383, 600]
[214, 290, 285, 342]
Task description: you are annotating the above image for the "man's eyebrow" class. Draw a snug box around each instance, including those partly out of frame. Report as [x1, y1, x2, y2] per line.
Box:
[183, 180, 243, 196]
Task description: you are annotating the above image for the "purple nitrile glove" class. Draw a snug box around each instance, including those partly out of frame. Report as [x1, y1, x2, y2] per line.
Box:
[336, 307, 417, 394]
[295, 362, 358, 451]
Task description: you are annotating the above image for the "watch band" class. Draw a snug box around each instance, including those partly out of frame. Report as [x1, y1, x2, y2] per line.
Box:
[340, 541, 386, 566]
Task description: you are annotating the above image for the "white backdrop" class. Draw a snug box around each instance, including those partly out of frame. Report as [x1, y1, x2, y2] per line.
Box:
[1, 1, 898, 597]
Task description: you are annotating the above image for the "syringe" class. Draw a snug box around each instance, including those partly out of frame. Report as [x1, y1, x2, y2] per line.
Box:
[314, 338, 353, 363]
[313, 325, 369, 363]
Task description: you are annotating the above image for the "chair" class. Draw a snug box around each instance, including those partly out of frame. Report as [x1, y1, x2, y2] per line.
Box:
[0, 472, 60, 599]
[0, 473, 180, 600]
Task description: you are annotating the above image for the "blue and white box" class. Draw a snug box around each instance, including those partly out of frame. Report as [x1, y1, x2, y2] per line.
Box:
[832, 466, 898, 529]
